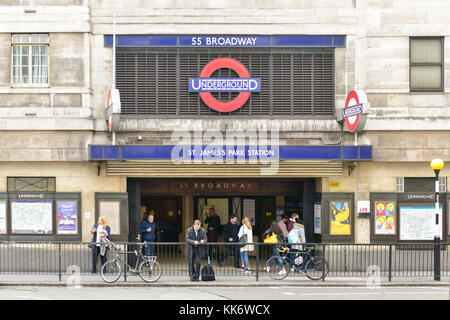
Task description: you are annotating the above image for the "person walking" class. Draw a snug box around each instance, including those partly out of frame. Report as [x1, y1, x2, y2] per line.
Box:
[185, 220, 207, 281]
[204, 207, 221, 258]
[91, 216, 111, 273]
[141, 212, 157, 257]
[218, 215, 240, 268]
[263, 220, 286, 275]
[238, 217, 254, 274]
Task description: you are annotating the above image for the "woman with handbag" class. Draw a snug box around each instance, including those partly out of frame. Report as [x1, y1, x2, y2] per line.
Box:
[91, 216, 111, 273]
[238, 217, 254, 274]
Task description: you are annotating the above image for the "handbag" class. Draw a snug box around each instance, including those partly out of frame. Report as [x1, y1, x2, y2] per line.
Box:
[263, 232, 278, 244]
[239, 234, 248, 244]
[87, 241, 96, 250]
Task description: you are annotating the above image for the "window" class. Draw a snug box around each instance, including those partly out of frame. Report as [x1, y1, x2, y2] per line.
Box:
[116, 48, 334, 116]
[410, 37, 443, 92]
[11, 34, 49, 87]
[7, 177, 55, 192]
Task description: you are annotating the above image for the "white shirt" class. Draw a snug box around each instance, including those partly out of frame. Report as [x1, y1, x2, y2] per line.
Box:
[96, 224, 104, 246]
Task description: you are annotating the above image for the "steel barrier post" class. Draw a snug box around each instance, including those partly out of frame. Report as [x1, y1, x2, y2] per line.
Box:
[255, 243, 259, 282]
[58, 243, 62, 282]
[434, 236, 441, 281]
[388, 244, 392, 282]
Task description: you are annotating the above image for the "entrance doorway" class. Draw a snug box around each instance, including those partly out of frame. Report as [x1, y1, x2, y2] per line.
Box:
[141, 196, 182, 242]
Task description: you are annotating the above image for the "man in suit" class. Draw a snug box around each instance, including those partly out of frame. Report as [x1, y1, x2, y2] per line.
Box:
[218, 215, 240, 268]
[186, 220, 207, 281]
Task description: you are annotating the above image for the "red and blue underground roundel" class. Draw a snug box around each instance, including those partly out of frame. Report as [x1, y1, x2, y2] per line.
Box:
[189, 58, 261, 112]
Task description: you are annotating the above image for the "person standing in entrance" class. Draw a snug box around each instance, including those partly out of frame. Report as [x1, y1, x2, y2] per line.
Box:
[204, 207, 221, 259]
[218, 215, 240, 268]
[277, 214, 289, 240]
[141, 212, 157, 257]
[287, 212, 299, 233]
[91, 216, 111, 273]
[185, 220, 207, 281]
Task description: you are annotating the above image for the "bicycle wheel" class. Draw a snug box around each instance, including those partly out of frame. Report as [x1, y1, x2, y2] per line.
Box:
[265, 256, 290, 280]
[305, 256, 328, 280]
[138, 260, 162, 283]
[101, 260, 122, 283]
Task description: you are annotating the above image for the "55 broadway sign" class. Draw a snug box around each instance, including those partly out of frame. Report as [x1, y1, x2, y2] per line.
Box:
[189, 58, 260, 112]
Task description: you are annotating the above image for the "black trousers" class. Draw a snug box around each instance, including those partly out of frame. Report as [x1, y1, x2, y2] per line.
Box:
[188, 252, 201, 280]
[92, 246, 107, 273]
[219, 244, 239, 267]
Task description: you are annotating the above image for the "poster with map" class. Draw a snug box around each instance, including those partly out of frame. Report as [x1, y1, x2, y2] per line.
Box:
[57, 201, 78, 234]
[0, 201, 6, 233]
[400, 206, 442, 240]
[11, 201, 53, 234]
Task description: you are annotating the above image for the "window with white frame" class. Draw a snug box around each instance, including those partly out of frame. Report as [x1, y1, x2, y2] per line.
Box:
[11, 34, 49, 87]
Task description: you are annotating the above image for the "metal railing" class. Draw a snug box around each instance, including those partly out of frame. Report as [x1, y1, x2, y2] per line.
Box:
[0, 241, 448, 282]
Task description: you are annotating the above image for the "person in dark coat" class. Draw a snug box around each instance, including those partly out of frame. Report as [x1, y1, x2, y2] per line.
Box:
[185, 220, 207, 281]
[218, 215, 240, 268]
[141, 212, 157, 257]
[204, 207, 221, 258]
[91, 216, 111, 273]
[287, 212, 299, 233]
[263, 220, 286, 274]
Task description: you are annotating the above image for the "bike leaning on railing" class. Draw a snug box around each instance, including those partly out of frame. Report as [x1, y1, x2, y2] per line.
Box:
[100, 241, 162, 283]
[265, 245, 329, 281]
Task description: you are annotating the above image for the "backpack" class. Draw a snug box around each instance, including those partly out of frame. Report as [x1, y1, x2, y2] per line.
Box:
[288, 227, 300, 244]
[201, 257, 215, 281]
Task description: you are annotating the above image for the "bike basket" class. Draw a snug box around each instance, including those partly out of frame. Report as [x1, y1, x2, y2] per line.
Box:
[145, 256, 158, 263]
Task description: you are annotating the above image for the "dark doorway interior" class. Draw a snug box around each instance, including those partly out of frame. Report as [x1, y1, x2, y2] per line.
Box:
[141, 196, 183, 242]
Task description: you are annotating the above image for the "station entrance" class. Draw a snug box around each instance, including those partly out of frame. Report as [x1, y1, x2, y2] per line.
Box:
[127, 178, 321, 243]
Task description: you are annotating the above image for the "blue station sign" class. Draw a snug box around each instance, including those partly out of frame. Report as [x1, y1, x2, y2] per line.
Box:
[189, 78, 261, 92]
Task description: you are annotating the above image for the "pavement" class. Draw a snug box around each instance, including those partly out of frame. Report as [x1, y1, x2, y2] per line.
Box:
[0, 273, 448, 287]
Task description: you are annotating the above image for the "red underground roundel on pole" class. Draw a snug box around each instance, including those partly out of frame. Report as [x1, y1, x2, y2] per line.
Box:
[344, 90, 368, 132]
[190, 58, 260, 113]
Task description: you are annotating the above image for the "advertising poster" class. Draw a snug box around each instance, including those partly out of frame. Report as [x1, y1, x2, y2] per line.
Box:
[400, 206, 442, 240]
[57, 201, 78, 234]
[375, 201, 396, 235]
[0, 201, 6, 233]
[314, 203, 321, 234]
[330, 201, 351, 235]
[11, 201, 53, 234]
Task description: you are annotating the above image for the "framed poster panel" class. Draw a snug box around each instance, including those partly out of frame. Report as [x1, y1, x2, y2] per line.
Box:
[11, 201, 53, 234]
[56, 200, 78, 235]
[314, 202, 321, 234]
[330, 201, 351, 235]
[0, 201, 6, 234]
[243, 199, 256, 227]
[374, 201, 397, 235]
[99, 200, 121, 236]
[399, 204, 442, 241]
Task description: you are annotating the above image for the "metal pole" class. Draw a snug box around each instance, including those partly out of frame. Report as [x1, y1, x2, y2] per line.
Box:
[388, 244, 392, 282]
[255, 243, 259, 282]
[58, 243, 62, 282]
[434, 169, 441, 281]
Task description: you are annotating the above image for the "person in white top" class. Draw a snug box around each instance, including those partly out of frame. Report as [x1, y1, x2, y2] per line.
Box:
[238, 217, 254, 274]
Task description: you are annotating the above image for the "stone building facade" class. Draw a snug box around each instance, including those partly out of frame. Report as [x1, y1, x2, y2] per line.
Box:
[0, 0, 449, 244]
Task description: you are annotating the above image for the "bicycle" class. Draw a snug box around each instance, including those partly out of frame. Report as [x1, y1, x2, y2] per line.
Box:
[100, 241, 162, 283]
[265, 245, 328, 281]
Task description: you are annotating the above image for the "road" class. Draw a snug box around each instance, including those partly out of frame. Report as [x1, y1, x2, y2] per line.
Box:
[0, 286, 448, 300]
